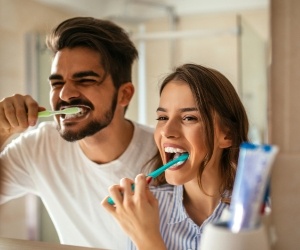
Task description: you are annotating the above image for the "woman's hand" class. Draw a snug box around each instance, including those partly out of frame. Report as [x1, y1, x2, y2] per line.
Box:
[101, 174, 166, 250]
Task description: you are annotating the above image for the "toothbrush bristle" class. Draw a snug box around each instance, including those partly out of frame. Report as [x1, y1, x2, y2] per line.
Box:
[65, 107, 81, 114]
[172, 161, 184, 167]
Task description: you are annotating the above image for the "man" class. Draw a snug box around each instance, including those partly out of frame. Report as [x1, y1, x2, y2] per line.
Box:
[0, 17, 159, 249]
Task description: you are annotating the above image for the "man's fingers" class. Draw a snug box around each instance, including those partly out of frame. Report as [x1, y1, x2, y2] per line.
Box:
[24, 95, 40, 126]
[0, 94, 40, 130]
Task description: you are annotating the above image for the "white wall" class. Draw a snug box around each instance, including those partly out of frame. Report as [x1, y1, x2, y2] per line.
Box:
[0, 0, 74, 241]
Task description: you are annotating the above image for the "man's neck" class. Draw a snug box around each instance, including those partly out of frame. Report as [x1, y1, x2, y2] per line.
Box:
[78, 119, 134, 164]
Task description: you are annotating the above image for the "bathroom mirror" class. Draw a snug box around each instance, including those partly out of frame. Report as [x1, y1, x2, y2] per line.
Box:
[0, 0, 269, 246]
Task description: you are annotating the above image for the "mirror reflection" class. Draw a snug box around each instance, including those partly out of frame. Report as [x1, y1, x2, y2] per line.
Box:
[0, 0, 269, 248]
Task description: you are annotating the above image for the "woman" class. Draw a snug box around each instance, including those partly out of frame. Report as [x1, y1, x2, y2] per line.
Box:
[102, 63, 249, 249]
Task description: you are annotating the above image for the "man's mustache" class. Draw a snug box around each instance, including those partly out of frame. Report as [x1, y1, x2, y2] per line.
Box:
[55, 99, 94, 110]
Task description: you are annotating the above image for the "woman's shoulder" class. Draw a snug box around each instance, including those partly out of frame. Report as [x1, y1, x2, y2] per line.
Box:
[149, 184, 183, 213]
[149, 184, 177, 199]
[150, 183, 174, 191]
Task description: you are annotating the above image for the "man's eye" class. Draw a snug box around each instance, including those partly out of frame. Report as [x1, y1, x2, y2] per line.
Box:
[78, 79, 97, 84]
[156, 116, 168, 121]
[50, 82, 64, 88]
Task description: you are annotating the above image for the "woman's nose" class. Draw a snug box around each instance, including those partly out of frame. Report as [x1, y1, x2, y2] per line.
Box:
[160, 120, 180, 139]
[161, 131, 176, 139]
[59, 82, 80, 101]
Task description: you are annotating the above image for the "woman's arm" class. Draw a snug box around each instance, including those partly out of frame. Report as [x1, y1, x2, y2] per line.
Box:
[101, 174, 167, 250]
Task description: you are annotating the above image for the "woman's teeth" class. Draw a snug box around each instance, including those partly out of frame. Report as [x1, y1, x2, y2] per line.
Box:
[164, 147, 188, 162]
[164, 147, 186, 153]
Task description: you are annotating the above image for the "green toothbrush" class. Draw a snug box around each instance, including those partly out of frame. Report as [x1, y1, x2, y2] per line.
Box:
[38, 107, 82, 117]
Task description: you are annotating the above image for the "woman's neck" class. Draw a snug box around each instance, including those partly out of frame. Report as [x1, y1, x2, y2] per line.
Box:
[183, 172, 222, 226]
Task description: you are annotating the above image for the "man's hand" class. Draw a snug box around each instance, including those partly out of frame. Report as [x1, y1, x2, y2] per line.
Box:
[0, 94, 44, 148]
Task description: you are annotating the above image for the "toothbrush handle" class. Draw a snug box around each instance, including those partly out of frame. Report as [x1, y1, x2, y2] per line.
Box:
[38, 111, 52, 117]
[148, 153, 189, 178]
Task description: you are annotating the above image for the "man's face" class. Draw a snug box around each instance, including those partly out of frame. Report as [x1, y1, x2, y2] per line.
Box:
[49, 47, 118, 141]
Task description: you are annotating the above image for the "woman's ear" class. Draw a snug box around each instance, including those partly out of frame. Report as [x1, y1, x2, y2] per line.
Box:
[118, 82, 135, 107]
[219, 133, 233, 149]
[214, 115, 233, 149]
[216, 126, 233, 149]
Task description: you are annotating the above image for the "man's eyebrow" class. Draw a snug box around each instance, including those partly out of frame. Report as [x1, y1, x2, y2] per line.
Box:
[49, 74, 63, 81]
[72, 71, 101, 78]
[48, 71, 101, 81]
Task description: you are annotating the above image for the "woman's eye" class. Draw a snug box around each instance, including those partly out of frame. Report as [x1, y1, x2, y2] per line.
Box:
[183, 116, 198, 121]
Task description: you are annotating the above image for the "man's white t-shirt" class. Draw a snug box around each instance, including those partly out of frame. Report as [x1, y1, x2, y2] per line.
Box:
[0, 121, 158, 249]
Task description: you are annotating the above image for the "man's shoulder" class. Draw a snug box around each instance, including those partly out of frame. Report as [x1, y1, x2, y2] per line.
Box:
[133, 121, 154, 134]
[20, 121, 60, 143]
[33, 121, 58, 136]
[131, 121, 156, 149]
[37, 121, 57, 129]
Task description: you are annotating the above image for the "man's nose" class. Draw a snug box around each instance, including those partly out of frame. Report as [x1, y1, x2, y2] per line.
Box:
[59, 82, 80, 101]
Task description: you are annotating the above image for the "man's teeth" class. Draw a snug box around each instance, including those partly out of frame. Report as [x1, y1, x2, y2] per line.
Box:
[64, 112, 85, 119]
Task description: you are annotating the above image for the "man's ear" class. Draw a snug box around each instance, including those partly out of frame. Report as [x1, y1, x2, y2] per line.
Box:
[118, 82, 135, 107]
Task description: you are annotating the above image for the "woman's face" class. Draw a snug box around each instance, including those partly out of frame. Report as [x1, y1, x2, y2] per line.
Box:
[154, 80, 228, 185]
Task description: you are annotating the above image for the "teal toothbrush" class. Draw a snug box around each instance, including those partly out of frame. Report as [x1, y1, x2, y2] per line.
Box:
[38, 107, 82, 117]
[107, 153, 189, 205]
[147, 153, 189, 178]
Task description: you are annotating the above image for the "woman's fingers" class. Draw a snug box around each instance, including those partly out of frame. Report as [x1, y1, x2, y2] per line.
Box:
[103, 184, 123, 210]
[102, 175, 154, 213]
[120, 177, 135, 202]
[134, 174, 149, 201]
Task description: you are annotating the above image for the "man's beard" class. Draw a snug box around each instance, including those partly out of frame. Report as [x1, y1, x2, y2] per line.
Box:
[57, 92, 118, 142]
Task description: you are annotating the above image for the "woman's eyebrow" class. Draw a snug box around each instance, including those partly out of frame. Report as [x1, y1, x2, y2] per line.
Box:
[181, 107, 198, 112]
[156, 107, 198, 112]
[156, 107, 166, 112]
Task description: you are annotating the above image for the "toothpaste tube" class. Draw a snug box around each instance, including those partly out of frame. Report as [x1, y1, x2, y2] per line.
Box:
[228, 142, 279, 232]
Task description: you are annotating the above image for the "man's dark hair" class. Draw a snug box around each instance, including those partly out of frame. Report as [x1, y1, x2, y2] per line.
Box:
[46, 17, 138, 90]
